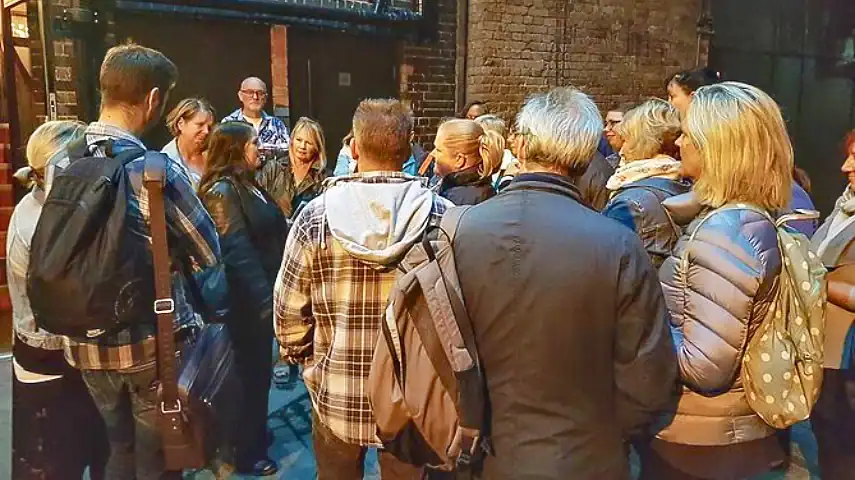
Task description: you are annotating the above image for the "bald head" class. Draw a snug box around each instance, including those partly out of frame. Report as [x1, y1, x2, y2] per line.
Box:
[238, 76, 268, 116]
[241, 77, 266, 91]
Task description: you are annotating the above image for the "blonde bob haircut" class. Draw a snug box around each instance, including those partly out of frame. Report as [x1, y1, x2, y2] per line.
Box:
[617, 98, 681, 161]
[437, 118, 504, 179]
[685, 81, 793, 211]
[290, 117, 327, 171]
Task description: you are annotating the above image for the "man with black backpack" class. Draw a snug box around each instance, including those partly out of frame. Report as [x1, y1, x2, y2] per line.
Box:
[29, 44, 227, 479]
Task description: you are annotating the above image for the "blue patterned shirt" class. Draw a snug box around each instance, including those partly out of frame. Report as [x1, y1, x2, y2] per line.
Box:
[222, 109, 290, 153]
[56, 122, 227, 370]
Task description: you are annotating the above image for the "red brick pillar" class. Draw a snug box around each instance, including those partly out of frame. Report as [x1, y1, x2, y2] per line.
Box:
[270, 25, 290, 127]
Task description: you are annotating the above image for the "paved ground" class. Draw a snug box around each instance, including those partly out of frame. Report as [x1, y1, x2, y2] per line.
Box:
[0, 358, 822, 479]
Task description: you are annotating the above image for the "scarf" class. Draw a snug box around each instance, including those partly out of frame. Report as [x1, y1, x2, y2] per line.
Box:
[835, 187, 855, 216]
[605, 156, 682, 191]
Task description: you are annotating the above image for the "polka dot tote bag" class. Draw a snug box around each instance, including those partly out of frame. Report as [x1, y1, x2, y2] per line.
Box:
[735, 206, 827, 429]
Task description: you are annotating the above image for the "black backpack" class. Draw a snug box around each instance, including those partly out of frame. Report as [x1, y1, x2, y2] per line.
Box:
[28, 138, 157, 338]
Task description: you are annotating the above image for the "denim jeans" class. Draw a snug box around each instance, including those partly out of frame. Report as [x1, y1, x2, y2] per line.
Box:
[81, 362, 181, 480]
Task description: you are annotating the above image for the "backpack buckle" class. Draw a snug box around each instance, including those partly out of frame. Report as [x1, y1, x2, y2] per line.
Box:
[154, 298, 175, 314]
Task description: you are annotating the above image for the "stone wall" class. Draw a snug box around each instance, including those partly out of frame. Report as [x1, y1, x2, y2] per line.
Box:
[466, 0, 703, 121]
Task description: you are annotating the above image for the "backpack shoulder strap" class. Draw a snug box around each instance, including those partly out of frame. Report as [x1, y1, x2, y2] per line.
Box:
[427, 204, 487, 465]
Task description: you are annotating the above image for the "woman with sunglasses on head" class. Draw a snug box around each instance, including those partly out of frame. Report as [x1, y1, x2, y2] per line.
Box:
[10, 121, 108, 479]
[199, 122, 288, 477]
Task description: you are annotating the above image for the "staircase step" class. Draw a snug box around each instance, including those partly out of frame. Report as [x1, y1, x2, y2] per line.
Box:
[0, 207, 12, 232]
[0, 144, 8, 166]
[0, 164, 11, 185]
[0, 286, 10, 312]
[0, 185, 13, 208]
[0, 124, 9, 144]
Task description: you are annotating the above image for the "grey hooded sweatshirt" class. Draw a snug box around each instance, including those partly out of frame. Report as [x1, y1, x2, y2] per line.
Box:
[273, 172, 451, 446]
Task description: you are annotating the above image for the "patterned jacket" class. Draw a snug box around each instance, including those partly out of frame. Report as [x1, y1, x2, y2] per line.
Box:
[274, 172, 450, 445]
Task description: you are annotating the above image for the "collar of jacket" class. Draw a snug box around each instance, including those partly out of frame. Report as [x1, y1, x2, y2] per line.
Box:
[661, 191, 706, 226]
[502, 172, 585, 204]
[439, 165, 488, 191]
[615, 176, 693, 197]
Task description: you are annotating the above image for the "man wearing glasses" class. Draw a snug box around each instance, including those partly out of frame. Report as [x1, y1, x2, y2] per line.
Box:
[223, 77, 291, 159]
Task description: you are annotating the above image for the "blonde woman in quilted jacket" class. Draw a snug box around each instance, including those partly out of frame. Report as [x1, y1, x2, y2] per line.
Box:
[640, 82, 794, 479]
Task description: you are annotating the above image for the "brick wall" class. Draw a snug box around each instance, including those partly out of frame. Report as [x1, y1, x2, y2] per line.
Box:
[466, 0, 702, 121]
[27, 0, 83, 122]
[399, 0, 458, 146]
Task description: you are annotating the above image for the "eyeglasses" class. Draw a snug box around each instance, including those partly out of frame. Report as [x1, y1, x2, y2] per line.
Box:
[240, 89, 268, 99]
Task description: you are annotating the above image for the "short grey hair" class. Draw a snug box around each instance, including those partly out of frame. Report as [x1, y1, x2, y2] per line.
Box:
[514, 86, 602, 173]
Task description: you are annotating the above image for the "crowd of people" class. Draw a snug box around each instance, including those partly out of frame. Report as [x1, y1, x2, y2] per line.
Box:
[8, 41, 855, 480]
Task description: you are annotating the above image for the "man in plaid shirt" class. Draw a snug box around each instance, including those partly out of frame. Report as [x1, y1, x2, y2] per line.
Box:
[50, 45, 227, 479]
[275, 99, 450, 478]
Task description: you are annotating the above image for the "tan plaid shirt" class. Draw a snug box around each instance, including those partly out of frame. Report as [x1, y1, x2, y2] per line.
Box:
[274, 172, 449, 446]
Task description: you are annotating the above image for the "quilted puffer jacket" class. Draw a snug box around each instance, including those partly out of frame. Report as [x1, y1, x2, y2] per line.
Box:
[656, 192, 781, 446]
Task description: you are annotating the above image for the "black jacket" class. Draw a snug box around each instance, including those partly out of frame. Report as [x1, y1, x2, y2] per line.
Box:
[201, 178, 288, 342]
[438, 166, 495, 206]
[603, 177, 691, 268]
[452, 173, 678, 479]
[575, 151, 615, 211]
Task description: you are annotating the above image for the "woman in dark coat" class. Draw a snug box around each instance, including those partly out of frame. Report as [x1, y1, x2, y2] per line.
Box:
[431, 118, 503, 205]
[199, 122, 288, 477]
[602, 98, 690, 268]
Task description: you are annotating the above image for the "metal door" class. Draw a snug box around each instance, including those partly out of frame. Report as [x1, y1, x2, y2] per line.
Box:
[710, 0, 855, 214]
[287, 28, 398, 173]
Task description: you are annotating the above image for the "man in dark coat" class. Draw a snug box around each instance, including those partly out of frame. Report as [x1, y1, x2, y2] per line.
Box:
[452, 86, 679, 479]
[575, 150, 615, 211]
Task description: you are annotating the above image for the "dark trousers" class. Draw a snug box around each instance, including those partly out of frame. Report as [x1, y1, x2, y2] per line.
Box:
[636, 433, 789, 480]
[312, 411, 423, 480]
[812, 368, 855, 479]
[81, 362, 181, 480]
[12, 368, 108, 480]
[232, 333, 273, 468]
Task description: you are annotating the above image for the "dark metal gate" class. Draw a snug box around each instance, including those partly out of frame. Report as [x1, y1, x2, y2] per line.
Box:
[710, 0, 855, 214]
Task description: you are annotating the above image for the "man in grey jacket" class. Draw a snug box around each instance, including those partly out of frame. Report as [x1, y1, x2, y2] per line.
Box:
[451, 86, 679, 479]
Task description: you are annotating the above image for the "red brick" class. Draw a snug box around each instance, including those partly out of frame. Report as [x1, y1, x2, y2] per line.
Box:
[0, 186, 13, 207]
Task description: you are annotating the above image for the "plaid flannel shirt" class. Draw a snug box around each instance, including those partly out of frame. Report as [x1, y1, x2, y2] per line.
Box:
[59, 123, 224, 371]
[222, 109, 290, 152]
[274, 172, 449, 446]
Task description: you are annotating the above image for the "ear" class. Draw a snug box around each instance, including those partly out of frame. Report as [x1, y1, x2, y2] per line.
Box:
[350, 138, 360, 161]
[146, 87, 162, 113]
[454, 152, 467, 170]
